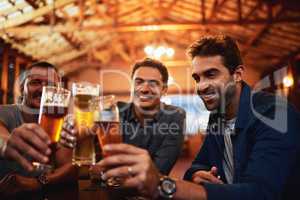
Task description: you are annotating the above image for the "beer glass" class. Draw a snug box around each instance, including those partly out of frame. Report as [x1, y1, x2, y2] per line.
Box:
[90, 95, 122, 187]
[72, 82, 100, 166]
[34, 86, 71, 172]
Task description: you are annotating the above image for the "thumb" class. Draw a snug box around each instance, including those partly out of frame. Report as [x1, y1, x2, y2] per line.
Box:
[210, 166, 218, 176]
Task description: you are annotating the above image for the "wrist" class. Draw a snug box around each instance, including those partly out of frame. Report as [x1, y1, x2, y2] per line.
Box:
[37, 172, 50, 188]
[156, 175, 177, 199]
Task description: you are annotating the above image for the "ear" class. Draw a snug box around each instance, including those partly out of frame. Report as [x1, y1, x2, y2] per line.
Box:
[233, 65, 244, 83]
[161, 84, 168, 96]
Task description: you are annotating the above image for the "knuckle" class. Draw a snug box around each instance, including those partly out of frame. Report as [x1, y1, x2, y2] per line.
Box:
[141, 149, 148, 155]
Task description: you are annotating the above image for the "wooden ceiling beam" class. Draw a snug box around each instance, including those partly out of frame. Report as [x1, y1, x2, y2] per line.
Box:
[0, 0, 76, 29]
[242, 6, 285, 56]
[209, 0, 228, 20]
[201, 0, 206, 23]
[264, 47, 300, 76]
[48, 33, 113, 64]
[25, 0, 39, 9]
[78, 0, 84, 26]
[60, 32, 81, 49]
[244, 0, 263, 20]
[237, 0, 242, 22]
[6, 14, 300, 36]
[117, 5, 142, 19]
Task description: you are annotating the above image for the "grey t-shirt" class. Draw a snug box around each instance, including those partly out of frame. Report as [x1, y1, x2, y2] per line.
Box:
[0, 104, 38, 178]
[0, 104, 24, 132]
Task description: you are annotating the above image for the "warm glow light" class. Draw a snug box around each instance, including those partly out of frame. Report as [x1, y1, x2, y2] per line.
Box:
[168, 76, 175, 85]
[144, 46, 154, 55]
[283, 76, 294, 88]
[64, 5, 79, 16]
[166, 48, 175, 57]
[144, 44, 175, 59]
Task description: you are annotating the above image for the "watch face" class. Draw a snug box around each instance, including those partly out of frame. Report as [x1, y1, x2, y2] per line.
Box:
[162, 179, 176, 194]
[38, 173, 49, 185]
[161, 177, 176, 196]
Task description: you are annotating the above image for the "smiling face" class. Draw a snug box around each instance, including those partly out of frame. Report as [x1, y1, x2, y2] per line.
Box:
[23, 67, 60, 109]
[192, 55, 238, 111]
[132, 66, 167, 110]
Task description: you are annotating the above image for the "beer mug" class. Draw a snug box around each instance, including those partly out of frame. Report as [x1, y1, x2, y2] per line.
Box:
[72, 82, 100, 166]
[90, 95, 122, 187]
[34, 86, 71, 172]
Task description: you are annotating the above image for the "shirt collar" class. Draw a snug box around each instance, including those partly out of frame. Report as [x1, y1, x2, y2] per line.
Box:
[235, 81, 252, 130]
[126, 102, 164, 123]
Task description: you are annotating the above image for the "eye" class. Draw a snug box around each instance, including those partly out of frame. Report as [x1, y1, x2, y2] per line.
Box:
[148, 80, 160, 87]
[192, 74, 200, 83]
[28, 79, 42, 86]
[205, 69, 218, 78]
[134, 78, 144, 85]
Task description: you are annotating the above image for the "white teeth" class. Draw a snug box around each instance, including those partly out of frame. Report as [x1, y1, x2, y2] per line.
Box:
[201, 93, 217, 100]
[140, 95, 151, 100]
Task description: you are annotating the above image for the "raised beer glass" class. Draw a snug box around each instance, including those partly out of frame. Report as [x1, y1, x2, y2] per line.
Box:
[72, 82, 100, 166]
[90, 95, 122, 187]
[34, 86, 71, 172]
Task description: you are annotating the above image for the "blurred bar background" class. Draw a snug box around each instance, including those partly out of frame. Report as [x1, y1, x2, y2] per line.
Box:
[0, 0, 299, 177]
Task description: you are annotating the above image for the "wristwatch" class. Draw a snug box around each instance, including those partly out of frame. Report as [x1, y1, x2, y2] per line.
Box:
[37, 173, 49, 200]
[158, 176, 177, 199]
[37, 173, 49, 186]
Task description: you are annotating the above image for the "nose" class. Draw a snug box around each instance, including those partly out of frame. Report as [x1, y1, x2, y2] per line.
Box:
[139, 81, 151, 93]
[197, 80, 210, 94]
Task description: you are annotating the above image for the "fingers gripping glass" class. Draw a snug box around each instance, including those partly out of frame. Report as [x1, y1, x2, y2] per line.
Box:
[90, 95, 123, 187]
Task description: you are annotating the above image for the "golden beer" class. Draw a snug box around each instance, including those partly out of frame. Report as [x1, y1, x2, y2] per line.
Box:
[91, 95, 122, 187]
[35, 86, 71, 172]
[72, 83, 100, 166]
[39, 106, 68, 142]
[95, 121, 121, 157]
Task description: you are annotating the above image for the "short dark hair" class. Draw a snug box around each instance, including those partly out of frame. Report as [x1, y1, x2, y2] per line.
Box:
[27, 61, 58, 72]
[187, 35, 243, 73]
[20, 61, 59, 85]
[131, 58, 169, 84]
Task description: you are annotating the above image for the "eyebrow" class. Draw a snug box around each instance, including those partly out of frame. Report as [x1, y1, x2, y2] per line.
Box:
[134, 77, 161, 84]
[135, 77, 160, 82]
[203, 68, 219, 75]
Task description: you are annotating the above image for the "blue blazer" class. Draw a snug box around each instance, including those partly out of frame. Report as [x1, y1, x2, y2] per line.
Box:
[184, 82, 300, 200]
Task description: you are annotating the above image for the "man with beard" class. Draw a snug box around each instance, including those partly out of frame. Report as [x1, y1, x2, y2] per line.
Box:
[0, 62, 76, 195]
[91, 35, 300, 200]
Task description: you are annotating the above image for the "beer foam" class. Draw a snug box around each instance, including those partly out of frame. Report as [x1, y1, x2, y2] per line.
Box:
[42, 91, 69, 107]
[100, 110, 119, 122]
[72, 83, 100, 96]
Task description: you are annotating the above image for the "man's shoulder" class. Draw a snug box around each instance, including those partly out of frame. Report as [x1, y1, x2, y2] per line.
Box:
[0, 104, 18, 109]
[0, 104, 19, 113]
[162, 103, 185, 114]
[117, 101, 131, 113]
[251, 90, 296, 116]
[160, 103, 186, 120]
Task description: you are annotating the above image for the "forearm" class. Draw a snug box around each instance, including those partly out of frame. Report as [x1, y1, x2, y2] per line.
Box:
[48, 163, 78, 185]
[183, 164, 210, 180]
[173, 179, 207, 200]
[55, 144, 72, 167]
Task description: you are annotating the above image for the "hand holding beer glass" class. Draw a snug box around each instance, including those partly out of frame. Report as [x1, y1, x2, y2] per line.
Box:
[90, 95, 123, 187]
[34, 86, 71, 172]
[72, 82, 100, 166]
